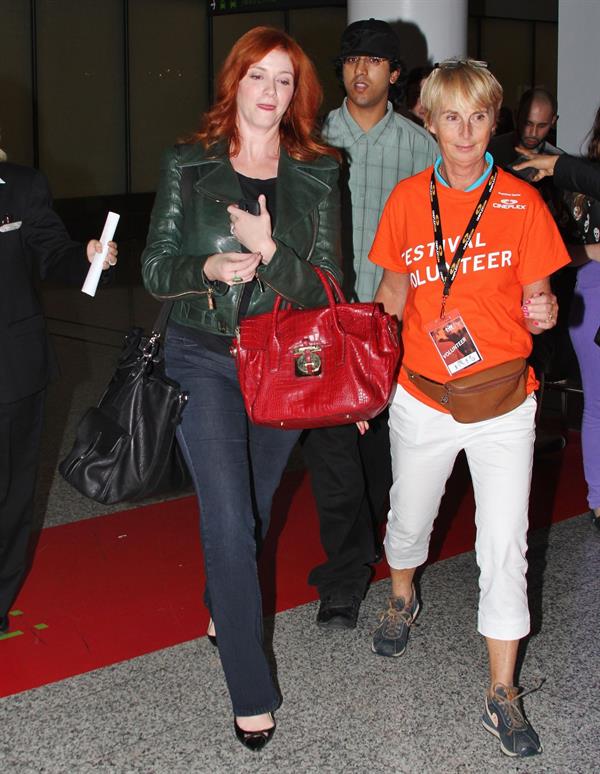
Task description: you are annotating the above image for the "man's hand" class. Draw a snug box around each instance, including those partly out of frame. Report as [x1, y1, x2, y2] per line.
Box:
[86, 240, 118, 270]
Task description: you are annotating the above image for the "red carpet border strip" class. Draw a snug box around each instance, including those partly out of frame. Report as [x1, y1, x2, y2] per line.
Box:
[0, 432, 586, 696]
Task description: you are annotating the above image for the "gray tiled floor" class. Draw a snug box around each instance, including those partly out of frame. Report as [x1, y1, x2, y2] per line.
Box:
[1, 290, 598, 773]
[2, 516, 598, 773]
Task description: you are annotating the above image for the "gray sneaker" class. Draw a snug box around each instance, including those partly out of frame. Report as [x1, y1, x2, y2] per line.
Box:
[482, 683, 543, 757]
[371, 587, 419, 657]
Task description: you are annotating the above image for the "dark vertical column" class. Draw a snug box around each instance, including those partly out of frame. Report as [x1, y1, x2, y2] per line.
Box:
[207, 2, 214, 105]
[530, 20, 536, 90]
[124, 0, 132, 194]
[30, 0, 39, 168]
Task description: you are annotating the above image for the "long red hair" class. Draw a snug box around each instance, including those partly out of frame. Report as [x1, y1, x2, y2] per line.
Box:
[195, 26, 338, 162]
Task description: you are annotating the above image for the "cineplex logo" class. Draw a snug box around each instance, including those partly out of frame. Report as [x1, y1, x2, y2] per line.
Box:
[493, 193, 526, 210]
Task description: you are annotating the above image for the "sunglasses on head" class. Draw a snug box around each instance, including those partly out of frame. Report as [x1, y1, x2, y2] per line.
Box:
[434, 58, 488, 70]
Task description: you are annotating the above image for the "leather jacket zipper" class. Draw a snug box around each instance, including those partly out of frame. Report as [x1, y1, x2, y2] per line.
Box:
[151, 287, 214, 308]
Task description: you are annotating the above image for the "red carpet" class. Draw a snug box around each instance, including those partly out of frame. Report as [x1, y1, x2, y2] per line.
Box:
[0, 431, 587, 697]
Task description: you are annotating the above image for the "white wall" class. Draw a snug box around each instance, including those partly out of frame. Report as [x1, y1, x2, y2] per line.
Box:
[557, 0, 600, 154]
[348, 0, 467, 68]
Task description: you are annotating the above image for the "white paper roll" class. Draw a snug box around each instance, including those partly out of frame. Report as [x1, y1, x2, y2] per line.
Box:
[81, 211, 120, 297]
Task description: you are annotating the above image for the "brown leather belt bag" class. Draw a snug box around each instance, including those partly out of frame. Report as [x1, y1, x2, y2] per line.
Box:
[404, 358, 528, 423]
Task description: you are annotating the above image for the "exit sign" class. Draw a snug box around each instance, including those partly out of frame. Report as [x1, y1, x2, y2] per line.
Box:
[209, 0, 345, 14]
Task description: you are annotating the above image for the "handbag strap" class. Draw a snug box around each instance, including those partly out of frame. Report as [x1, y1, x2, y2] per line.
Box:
[271, 266, 345, 337]
[313, 266, 347, 304]
[269, 265, 346, 371]
[150, 162, 196, 337]
[152, 302, 174, 337]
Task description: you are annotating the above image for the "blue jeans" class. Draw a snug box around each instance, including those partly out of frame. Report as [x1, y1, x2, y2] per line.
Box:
[165, 330, 300, 716]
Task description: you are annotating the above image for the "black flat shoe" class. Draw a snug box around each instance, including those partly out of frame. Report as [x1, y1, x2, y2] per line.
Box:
[316, 595, 361, 629]
[234, 714, 276, 752]
[591, 511, 600, 531]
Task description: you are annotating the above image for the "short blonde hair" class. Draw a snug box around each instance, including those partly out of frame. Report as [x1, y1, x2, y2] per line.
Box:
[420, 59, 503, 125]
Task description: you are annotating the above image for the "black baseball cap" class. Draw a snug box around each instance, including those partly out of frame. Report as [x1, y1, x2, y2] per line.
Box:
[339, 18, 401, 62]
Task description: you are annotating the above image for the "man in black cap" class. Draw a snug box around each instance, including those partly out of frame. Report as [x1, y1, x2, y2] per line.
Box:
[303, 19, 437, 630]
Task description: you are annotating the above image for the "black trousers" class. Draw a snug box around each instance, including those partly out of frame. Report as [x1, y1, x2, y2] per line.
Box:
[302, 409, 392, 599]
[0, 389, 45, 618]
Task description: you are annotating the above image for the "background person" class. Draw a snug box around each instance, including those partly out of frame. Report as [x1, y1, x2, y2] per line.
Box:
[0, 146, 117, 635]
[405, 65, 434, 126]
[488, 87, 559, 179]
[491, 88, 573, 447]
[368, 60, 569, 759]
[517, 106, 600, 531]
[302, 18, 437, 631]
[141, 27, 342, 750]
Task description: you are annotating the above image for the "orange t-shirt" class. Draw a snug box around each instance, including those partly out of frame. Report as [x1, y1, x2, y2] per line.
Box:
[369, 166, 571, 411]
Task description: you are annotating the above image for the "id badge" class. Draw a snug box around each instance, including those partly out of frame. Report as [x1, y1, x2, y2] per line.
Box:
[425, 309, 483, 375]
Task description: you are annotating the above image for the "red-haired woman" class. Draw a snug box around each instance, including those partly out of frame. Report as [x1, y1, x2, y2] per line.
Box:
[142, 27, 341, 750]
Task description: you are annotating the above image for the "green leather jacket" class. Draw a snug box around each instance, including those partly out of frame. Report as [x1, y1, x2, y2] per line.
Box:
[142, 143, 342, 336]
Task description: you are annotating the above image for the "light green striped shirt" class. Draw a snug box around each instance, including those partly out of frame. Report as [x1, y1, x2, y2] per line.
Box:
[322, 100, 438, 301]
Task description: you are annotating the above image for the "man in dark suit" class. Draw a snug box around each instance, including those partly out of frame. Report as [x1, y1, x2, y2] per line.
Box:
[0, 152, 117, 634]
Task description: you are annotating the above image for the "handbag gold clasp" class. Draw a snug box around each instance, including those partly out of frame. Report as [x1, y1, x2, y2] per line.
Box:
[292, 344, 322, 377]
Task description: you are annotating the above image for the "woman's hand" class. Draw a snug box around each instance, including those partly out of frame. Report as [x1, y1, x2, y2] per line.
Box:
[356, 420, 369, 435]
[227, 195, 276, 264]
[204, 251, 263, 286]
[86, 240, 118, 270]
[522, 290, 558, 332]
[513, 147, 559, 182]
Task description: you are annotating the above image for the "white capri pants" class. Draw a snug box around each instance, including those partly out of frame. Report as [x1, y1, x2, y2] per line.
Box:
[385, 386, 537, 640]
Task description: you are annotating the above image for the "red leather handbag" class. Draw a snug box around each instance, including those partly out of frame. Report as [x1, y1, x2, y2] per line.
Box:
[231, 267, 401, 429]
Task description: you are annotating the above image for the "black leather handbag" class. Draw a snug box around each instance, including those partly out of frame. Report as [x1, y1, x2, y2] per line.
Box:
[59, 303, 191, 504]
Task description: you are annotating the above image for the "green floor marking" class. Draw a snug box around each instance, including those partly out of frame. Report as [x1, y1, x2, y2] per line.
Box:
[0, 630, 24, 640]
[9, 610, 24, 617]
[33, 623, 49, 630]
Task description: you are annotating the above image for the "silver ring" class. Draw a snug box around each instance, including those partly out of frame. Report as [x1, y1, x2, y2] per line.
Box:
[230, 222, 235, 236]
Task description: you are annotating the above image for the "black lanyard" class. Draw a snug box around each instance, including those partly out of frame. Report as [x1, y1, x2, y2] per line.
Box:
[429, 165, 497, 318]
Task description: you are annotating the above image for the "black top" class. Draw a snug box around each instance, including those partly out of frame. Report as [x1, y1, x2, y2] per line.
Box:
[552, 156, 600, 245]
[237, 172, 277, 224]
[237, 173, 277, 319]
[487, 131, 521, 169]
[554, 155, 600, 202]
[169, 172, 277, 355]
